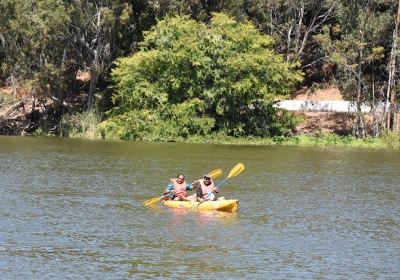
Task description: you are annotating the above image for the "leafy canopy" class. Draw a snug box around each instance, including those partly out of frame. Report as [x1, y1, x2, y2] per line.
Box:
[102, 13, 303, 140]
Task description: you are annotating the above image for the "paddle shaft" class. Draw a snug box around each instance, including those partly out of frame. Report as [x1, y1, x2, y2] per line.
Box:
[204, 163, 245, 200]
[216, 178, 228, 189]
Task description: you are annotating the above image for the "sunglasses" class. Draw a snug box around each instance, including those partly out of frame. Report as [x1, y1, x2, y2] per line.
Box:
[178, 177, 185, 180]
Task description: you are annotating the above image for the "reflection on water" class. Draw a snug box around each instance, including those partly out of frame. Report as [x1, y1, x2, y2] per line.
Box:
[166, 208, 239, 227]
[0, 136, 399, 279]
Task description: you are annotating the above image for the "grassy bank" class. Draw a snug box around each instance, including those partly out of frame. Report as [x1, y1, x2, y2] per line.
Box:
[184, 132, 400, 149]
[57, 111, 400, 149]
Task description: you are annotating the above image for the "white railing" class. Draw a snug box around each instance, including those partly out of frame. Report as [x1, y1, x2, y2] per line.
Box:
[273, 100, 396, 113]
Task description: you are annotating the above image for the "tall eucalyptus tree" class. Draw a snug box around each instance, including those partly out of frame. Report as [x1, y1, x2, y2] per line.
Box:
[315, 0, 397, 136]
[386, 0, 400, 130]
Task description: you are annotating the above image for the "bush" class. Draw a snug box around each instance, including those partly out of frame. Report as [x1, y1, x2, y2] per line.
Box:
[381, 131, 400, 149]
[109, 13, 303, 139]
[61, 110, 101, 139]
[98, 102, 215, 141]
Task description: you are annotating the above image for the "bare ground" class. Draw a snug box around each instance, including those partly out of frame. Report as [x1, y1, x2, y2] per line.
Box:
[291, 87, 353, 134]
[292, 87, 344, 101]
[293, 111, 354, 135]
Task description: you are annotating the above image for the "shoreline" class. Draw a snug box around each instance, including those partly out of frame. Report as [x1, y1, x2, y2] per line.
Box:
[1, 133, 399, 149]
[182, 134, 398, 149]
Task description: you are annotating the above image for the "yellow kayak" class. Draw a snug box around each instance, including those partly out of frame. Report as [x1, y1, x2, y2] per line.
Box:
[163, 199, 239, 212]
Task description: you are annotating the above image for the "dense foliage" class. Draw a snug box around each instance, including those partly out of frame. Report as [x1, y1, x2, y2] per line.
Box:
[315, 1, 399, 136]
[0, 0, 399, 139]
[100, 14, 303, 140]
[0, 0, 155, 106]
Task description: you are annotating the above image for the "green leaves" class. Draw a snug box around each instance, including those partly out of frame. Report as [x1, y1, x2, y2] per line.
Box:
[1, 0, 70, 76]
[105, 13, 303, 140]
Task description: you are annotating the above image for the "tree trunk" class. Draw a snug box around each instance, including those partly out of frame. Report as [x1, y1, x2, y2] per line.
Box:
[293, 2, 304, 57]
[10, 74, 18, 99]
[88, 52, 99, 109]
[387, 0, 400, 131]
[355, 29, 365, 138]
[88, 8, 102, 109]
[286, 22, 293, 61]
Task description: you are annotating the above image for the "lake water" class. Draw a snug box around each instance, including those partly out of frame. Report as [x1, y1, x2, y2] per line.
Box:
[0, 136, 399, 279]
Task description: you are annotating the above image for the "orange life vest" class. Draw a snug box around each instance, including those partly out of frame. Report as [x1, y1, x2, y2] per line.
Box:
[173, 180, 187, 197]
[199, 179, 215, 200]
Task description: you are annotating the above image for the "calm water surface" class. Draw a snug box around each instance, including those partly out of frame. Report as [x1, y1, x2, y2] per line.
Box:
[0, 136, 399, 279]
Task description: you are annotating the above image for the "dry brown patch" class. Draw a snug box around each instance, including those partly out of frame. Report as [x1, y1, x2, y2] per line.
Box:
[0, 86, 14, 95]
[293, 87, 343, 101]
[294, 111, 353, 135]
[76, 70, 91, 82]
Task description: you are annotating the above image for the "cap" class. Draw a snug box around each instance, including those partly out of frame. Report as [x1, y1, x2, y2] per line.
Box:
[204, 175, 212, 179]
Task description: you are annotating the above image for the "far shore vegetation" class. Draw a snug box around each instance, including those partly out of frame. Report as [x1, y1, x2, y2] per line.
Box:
[1, 2, 399, 149]
[51, 109, 400, 149]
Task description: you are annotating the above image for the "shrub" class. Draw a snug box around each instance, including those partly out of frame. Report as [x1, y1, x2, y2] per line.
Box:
[61, 110, 101, 139]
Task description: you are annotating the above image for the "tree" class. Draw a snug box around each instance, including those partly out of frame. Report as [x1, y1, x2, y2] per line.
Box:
[315, 0, 396, 136]
[386, 0, 400, 131]
[67, 0, 168, 109]
[0, 0, 71, 94]
[217, 0, 337, 79]
[0, 1, 160, 108]
[102, 13, 303, 140]
[68, 0, 128, 108]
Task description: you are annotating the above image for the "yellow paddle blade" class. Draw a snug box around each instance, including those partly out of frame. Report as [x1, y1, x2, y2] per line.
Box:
[143, 196, 163, 206]
[208, 168, 223, 179]
[227, 163, 245, 179]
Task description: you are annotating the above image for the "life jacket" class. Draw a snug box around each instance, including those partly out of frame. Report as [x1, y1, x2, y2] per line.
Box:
[199, 179, 215, 200]
[173, 179, 188, 197]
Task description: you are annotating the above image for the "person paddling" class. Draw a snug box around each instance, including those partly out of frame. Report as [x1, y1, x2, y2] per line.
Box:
[193, 175, 220, 202]
[164, 174, 195, 201]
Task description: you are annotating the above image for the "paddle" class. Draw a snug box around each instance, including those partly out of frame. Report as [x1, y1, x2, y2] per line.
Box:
[207, 168, 223, 179]
[143, 168, 223, 206]
[216, 162, 245, 189]
[143, 196, 164, 206]
[199, 163, 245, 203]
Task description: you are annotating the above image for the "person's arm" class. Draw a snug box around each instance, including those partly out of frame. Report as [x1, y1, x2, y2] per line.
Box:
[212, 181, 219, 193]
[191, 180, 201, 190]
[165, 183, 174, 193]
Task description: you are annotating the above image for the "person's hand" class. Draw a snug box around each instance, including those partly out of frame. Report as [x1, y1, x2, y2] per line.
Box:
[207, 192, 215, 201]
[192, 181, 201, 189]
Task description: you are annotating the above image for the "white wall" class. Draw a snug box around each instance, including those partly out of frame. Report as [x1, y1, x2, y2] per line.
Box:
[273, 100, 393, 113]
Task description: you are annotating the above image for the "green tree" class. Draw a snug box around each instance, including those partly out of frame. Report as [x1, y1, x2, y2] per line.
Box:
[0, 0, 158, 109]
[0, 0, 71, 95]
[315, 0, 396, 136]
[102, 13, 303, 140]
